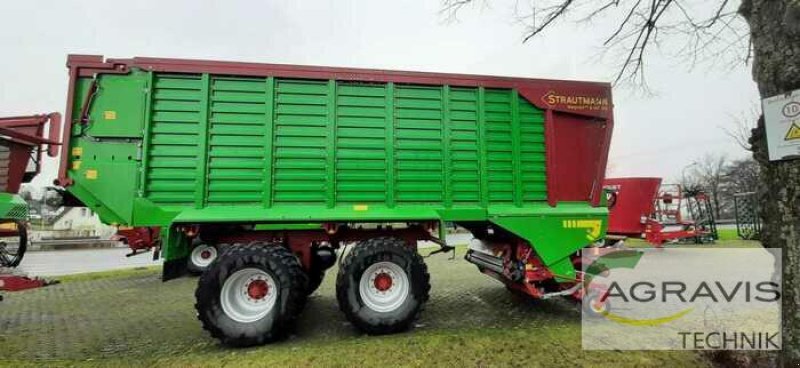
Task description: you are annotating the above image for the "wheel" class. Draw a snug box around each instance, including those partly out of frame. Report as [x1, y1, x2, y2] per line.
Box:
[195, 243, 308, 346]
[187, 240, 218, 275]
[0, 221, 27, 268]
[582, 290, 611, 318]
[336, 237, 430, 335]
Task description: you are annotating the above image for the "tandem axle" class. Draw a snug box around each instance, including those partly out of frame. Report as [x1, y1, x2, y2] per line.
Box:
[117, 220, 603, 347]
[128, 221, 599, 347]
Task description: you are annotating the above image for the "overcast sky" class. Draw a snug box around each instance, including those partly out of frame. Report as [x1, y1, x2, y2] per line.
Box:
[0, 0, 759, 188]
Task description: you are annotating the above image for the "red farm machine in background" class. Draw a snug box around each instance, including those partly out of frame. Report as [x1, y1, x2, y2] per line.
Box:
[0, 113, 61, 297]
[604, 177, 718, 247]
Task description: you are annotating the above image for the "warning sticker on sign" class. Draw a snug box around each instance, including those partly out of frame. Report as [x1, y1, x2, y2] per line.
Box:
[786, 123, 800, 141]
[764, 89, 800, 161]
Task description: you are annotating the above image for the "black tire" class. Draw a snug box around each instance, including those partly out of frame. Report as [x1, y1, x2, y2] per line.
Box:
[0, 221, 27, 268]
[187, 239, 218, 275]
[195, 243, 308, 347]
[336, 237, 430, 335]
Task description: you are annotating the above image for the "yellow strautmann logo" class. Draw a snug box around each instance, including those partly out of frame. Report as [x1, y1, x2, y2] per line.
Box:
[563, 219, 602, 241]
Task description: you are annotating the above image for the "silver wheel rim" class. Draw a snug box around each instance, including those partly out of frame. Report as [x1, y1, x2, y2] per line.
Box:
[358, 261, 409, 313]
[190, 244, 217, 269]
[220, 268, 277, 323]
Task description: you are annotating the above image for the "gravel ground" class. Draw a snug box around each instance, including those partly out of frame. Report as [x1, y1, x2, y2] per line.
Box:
[0, 245, 709, 367]
[17, 248, 161, 277]
[0, 247, 570, 360]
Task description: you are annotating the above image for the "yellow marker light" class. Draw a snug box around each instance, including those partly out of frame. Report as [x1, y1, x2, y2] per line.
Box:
[72, 161, 82, 170]
[104, 111, 117, 120]
[353, 205, 369, 211]
[71, 147, 83, 156]
[86, 170, 98, 180]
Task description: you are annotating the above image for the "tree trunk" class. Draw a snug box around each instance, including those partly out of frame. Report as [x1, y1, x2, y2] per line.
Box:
[739, 0, 800, 365]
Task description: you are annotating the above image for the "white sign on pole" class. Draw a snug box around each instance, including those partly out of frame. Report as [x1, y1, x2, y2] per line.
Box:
[763, 89, 800, 161]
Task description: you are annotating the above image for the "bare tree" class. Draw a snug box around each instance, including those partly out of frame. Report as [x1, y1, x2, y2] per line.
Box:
[444, 0, 800, 364]
[722, 157, 761, 193]
[443, 0, 748, 85]
[683, 153, 728, 218]
[685, 155, 762, 219]
[722, 104, 760, 151]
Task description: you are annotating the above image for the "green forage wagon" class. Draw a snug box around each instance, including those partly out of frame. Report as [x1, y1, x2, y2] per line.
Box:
[57, 55, 613, 346]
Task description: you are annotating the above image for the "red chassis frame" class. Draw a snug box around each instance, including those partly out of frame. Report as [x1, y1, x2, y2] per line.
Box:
[114, 222, 439, 271]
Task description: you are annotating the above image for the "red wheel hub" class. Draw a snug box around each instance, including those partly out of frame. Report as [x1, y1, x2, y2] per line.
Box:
[200, 249, 212, 259]
[373, 272, 393, 292]
[247, 279, 269, 300]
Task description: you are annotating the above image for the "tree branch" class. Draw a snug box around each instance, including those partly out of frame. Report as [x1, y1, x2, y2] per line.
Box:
[442, 0, 747, 87]
[522, 0, 575, 42]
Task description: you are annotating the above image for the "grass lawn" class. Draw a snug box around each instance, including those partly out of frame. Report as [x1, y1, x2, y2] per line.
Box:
[3, 326, 709, 368]
[0, 246, 726, 368]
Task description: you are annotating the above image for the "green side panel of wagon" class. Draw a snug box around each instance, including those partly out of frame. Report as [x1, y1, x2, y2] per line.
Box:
[123, 75, 547, 210]
[62, 72, 148, 226]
